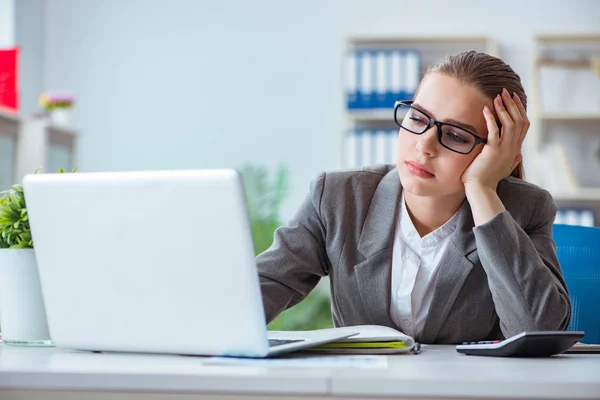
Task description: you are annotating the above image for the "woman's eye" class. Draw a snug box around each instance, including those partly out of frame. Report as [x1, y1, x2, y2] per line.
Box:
[446, 131, 468, 144]
[409, 116, 427, 125]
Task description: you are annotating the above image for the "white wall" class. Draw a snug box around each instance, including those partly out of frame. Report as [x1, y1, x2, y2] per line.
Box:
[0, 0, 14, 189]
[38, 0, 600, 221]
[0, 0, 14, 47]
[15, 0, 45, 117]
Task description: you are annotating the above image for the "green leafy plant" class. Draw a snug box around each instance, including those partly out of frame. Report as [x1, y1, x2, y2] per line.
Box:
[0, 167, 77, 249]
[0, 184, 31, 249]
[240, 163, 334, 331]
[240, 163, 289, 255]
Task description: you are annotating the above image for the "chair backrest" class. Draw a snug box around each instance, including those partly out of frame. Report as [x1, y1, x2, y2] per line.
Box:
[553, 224, 600, 344]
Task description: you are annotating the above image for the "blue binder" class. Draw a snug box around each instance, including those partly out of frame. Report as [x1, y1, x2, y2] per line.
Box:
[358, 51, 375, 109]
[346, 50, 360, 109]
[374, 50, 388, 109]
[390, 50, 404, 103]
[403, 49, 421, 100]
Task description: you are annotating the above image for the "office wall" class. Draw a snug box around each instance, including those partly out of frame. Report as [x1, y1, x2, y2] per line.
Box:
[15, 0, 45, 117]
[0, 0, 14, 189]
[34, 0, 600, 220]
[0, 0, 14, 47]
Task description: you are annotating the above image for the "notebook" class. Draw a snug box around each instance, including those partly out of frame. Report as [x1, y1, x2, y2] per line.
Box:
[23, 169, 356, 357]
[277, 325, 418, 354]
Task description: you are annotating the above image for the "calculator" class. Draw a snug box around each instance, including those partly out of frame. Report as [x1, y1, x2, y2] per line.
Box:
[456, 331, 585, 357]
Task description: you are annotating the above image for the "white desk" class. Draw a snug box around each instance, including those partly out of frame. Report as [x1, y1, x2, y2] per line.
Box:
[1, 344, 599, 400]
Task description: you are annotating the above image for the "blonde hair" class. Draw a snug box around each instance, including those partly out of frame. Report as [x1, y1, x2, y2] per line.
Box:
[426, 51, 526, 179]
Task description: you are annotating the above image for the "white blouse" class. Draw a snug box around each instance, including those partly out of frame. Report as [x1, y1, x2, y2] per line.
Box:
[390, 192, 462, 337]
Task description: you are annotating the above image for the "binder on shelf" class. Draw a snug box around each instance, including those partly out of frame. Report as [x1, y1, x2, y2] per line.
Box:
[375, 51, 388, 109]
[346, 51, 359, 109]
[389, 129, 399, 164]
[580, 209, 596, 227]
[359, 129, 373, 167]
[345, 130, 359, 169]
[359, 51, 374, 109]
[555, 208, 596, 227]
[383, 51, 394, 109]
[390, 50, 404, 104]
[345, 48, 421, 110]
[374, 129, 388, 164]
[403, 50, 421, 101]
[344, 129, 399, 168]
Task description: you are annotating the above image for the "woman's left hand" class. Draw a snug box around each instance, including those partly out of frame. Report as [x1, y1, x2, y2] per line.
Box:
[461, 88, 529, 191]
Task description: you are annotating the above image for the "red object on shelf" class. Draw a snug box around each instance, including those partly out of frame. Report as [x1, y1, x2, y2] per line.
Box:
[0, 47, 19, 111]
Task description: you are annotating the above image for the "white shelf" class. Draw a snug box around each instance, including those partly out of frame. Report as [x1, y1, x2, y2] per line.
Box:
[552, 188, 600, 202]
[348, 35, 494, 45]
[540, 112, 600, 121]
[48, 124, 79, 148]
[0, 109, 20, 140]
[535, 33, 600, 42]
[529, 34, 600, 196]
[346, 109, 394, 122]
[0, 115, 80, 184]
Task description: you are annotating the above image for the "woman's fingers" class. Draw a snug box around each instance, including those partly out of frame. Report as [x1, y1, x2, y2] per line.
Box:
[512, 92, 530, 145]
[500, 89, 523, 141]
[494, 94, 512, 137]
[483, 105, 500, 146]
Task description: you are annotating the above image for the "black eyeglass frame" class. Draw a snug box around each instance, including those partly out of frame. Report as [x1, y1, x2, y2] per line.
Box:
[393, 100, 487, 155]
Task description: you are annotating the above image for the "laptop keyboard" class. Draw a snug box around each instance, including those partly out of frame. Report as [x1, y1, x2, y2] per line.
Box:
[268, 339, 305, 348]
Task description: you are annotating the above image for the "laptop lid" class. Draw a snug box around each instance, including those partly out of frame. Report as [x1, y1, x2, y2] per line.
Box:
[24, 169, 274, 357]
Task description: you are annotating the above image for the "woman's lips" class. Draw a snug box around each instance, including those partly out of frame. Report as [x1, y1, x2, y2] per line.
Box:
[405, 161, 435, 178]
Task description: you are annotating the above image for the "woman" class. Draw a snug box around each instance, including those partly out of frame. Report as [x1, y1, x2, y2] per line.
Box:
[256, 51, 571, 344]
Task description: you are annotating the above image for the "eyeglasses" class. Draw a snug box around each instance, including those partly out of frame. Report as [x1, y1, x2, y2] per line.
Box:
[394, 101, 487, 155]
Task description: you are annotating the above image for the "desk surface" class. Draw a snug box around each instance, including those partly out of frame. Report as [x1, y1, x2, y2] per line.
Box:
[1, 344, 599, 399]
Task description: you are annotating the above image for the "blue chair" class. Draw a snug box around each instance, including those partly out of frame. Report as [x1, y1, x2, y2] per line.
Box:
[553, 224, 600, 344]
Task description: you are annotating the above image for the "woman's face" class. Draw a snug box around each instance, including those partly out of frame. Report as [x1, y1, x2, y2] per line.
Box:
[396, 72, 492, 198]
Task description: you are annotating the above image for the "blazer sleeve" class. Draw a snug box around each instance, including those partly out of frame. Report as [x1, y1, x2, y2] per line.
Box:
[255, 172, 330, 323]
[473, 190, 571, 337]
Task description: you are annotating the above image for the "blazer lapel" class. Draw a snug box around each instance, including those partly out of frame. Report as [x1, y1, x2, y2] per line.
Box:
[354, 169, 402, 328]
[419, 199, 478, 343]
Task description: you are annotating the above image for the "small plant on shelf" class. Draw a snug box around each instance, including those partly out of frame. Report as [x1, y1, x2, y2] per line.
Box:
[38, 93, 75, 112]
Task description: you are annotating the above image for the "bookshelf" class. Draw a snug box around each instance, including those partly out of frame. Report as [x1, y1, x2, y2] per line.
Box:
[342, 36, 498, 170]
[528, 33, 600, 225]
[0, 111, 79, 185]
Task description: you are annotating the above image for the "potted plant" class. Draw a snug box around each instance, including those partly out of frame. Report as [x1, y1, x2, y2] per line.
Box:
[0, 168, 76, 345]
[38, 92, 75, 127]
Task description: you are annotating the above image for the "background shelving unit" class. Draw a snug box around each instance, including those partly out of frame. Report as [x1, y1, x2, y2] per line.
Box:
[528, 33, 600, 226]
[342, 36, 498, 170]
[0, 111, 78, 187]
[0, 109, 20, 189]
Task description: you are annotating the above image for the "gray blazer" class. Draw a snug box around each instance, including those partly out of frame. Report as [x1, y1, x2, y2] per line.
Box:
[256, 164, 571, 344]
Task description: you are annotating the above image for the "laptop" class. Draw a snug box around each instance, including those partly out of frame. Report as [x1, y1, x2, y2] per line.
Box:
[23, 169, 356, 357]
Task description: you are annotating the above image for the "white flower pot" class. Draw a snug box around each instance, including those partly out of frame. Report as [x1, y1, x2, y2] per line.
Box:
[0, 249, 53, 346]
[50, 109, 71, 127]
